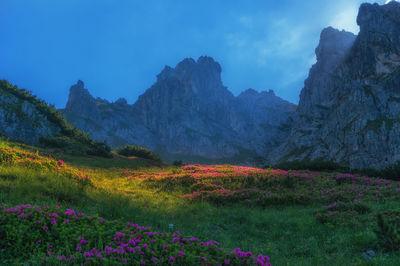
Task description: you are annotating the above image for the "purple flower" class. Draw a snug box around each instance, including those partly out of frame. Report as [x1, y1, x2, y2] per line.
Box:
[65, 209, 75, 216]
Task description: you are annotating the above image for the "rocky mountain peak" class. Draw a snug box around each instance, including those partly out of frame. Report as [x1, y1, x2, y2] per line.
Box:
[141, 56, 229, 102]
[114, 98, 128, 105]
[196, 56, 222, 73]
[357, 2, 400, 33]
[157, 66, 174, 80]
[297, 27, 356, 112]
[155, 57, 223, 94]
[315, 27, 356, 72]
[350, 2, 400, 78]
[239, 88, 258, 97]
[65, 80, 100, 121]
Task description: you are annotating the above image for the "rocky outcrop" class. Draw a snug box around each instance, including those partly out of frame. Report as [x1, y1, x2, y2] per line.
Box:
[65, 80, 101, 122]
[272, 2, 400, 169]
[63, 81, 158, 150]
[63, 56, 295, 162]
[0, 81, 61, 144]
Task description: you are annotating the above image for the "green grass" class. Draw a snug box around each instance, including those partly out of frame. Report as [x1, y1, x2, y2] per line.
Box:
[1, 141, 400, 265]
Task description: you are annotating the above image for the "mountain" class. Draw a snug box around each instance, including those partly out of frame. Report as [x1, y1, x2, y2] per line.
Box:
[271, 2, 400, 169]
[63, 56, 296, 162]
[0, 80, 111, 157]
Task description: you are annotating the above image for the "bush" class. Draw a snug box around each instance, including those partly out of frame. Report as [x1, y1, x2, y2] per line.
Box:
[173, 160, 184, 167]
[115, 145, 161, 162]
[375, 212, 400, 251]
[358, 162, 400, 180]
[87, 141, 112, 158]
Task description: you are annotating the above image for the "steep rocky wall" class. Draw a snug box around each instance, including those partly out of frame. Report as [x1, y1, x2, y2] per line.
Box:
[272, 2, 400, 169]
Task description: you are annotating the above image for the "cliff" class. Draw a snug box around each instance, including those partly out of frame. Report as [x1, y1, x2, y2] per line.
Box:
[272, 2, 400, 169]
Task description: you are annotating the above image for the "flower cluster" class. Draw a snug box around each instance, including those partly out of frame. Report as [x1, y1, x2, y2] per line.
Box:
[0, 203, 271, 265]
[0, 145, 92, 186]
[125, 165, 400, 208]
[123, 164, 400, 226]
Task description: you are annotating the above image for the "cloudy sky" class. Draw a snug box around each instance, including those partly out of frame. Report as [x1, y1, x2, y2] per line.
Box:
[0, 0, 391, 107]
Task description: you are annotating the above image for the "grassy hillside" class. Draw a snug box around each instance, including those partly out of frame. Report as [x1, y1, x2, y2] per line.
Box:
[1, 140, 400, 265]
[0, 80, 111, 157]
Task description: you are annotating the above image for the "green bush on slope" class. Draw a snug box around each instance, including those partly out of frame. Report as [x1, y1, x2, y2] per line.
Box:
[115, 145, 161, 162]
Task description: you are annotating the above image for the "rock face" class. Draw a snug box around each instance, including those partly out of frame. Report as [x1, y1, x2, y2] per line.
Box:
[0, 81, 61, 144]
[272, 2, 400, 169]
[63, 56, 295, 162]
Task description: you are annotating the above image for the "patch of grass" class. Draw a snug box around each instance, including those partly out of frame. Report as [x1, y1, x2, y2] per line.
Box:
[1, 140, 400, 264]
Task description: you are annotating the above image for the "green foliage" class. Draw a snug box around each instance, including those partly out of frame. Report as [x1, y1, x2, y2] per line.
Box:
[0, 204, 270, 265]
[0, 147, 16, 164]
[315, 201, 371, 225]
[115, 145, 161, 162]
[375, 212, 400, 251]
[0, 80, 112, 157]
[86, 141, 112, 158]
[315, 104, 330, 110]
[358, 161, 400, 180]
[173, 160, 184, 167]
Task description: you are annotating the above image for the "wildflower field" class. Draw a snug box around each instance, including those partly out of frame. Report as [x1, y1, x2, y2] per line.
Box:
[1, 141, 400, 265]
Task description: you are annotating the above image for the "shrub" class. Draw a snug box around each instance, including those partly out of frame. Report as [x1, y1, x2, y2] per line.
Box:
[0, 147, 16, 164]
[375, 211, 400, 251]
[358, 162, 400, 180]
[115, 145, 161, 162]
[87, 141, 112, 158]
[173, 160, 184, 167]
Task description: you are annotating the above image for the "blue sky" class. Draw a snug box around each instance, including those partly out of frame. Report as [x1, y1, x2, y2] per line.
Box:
[0, 0, 389, 107]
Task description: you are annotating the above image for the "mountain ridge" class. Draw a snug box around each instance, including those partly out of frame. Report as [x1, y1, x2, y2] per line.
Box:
[63, 56, 296, 163]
